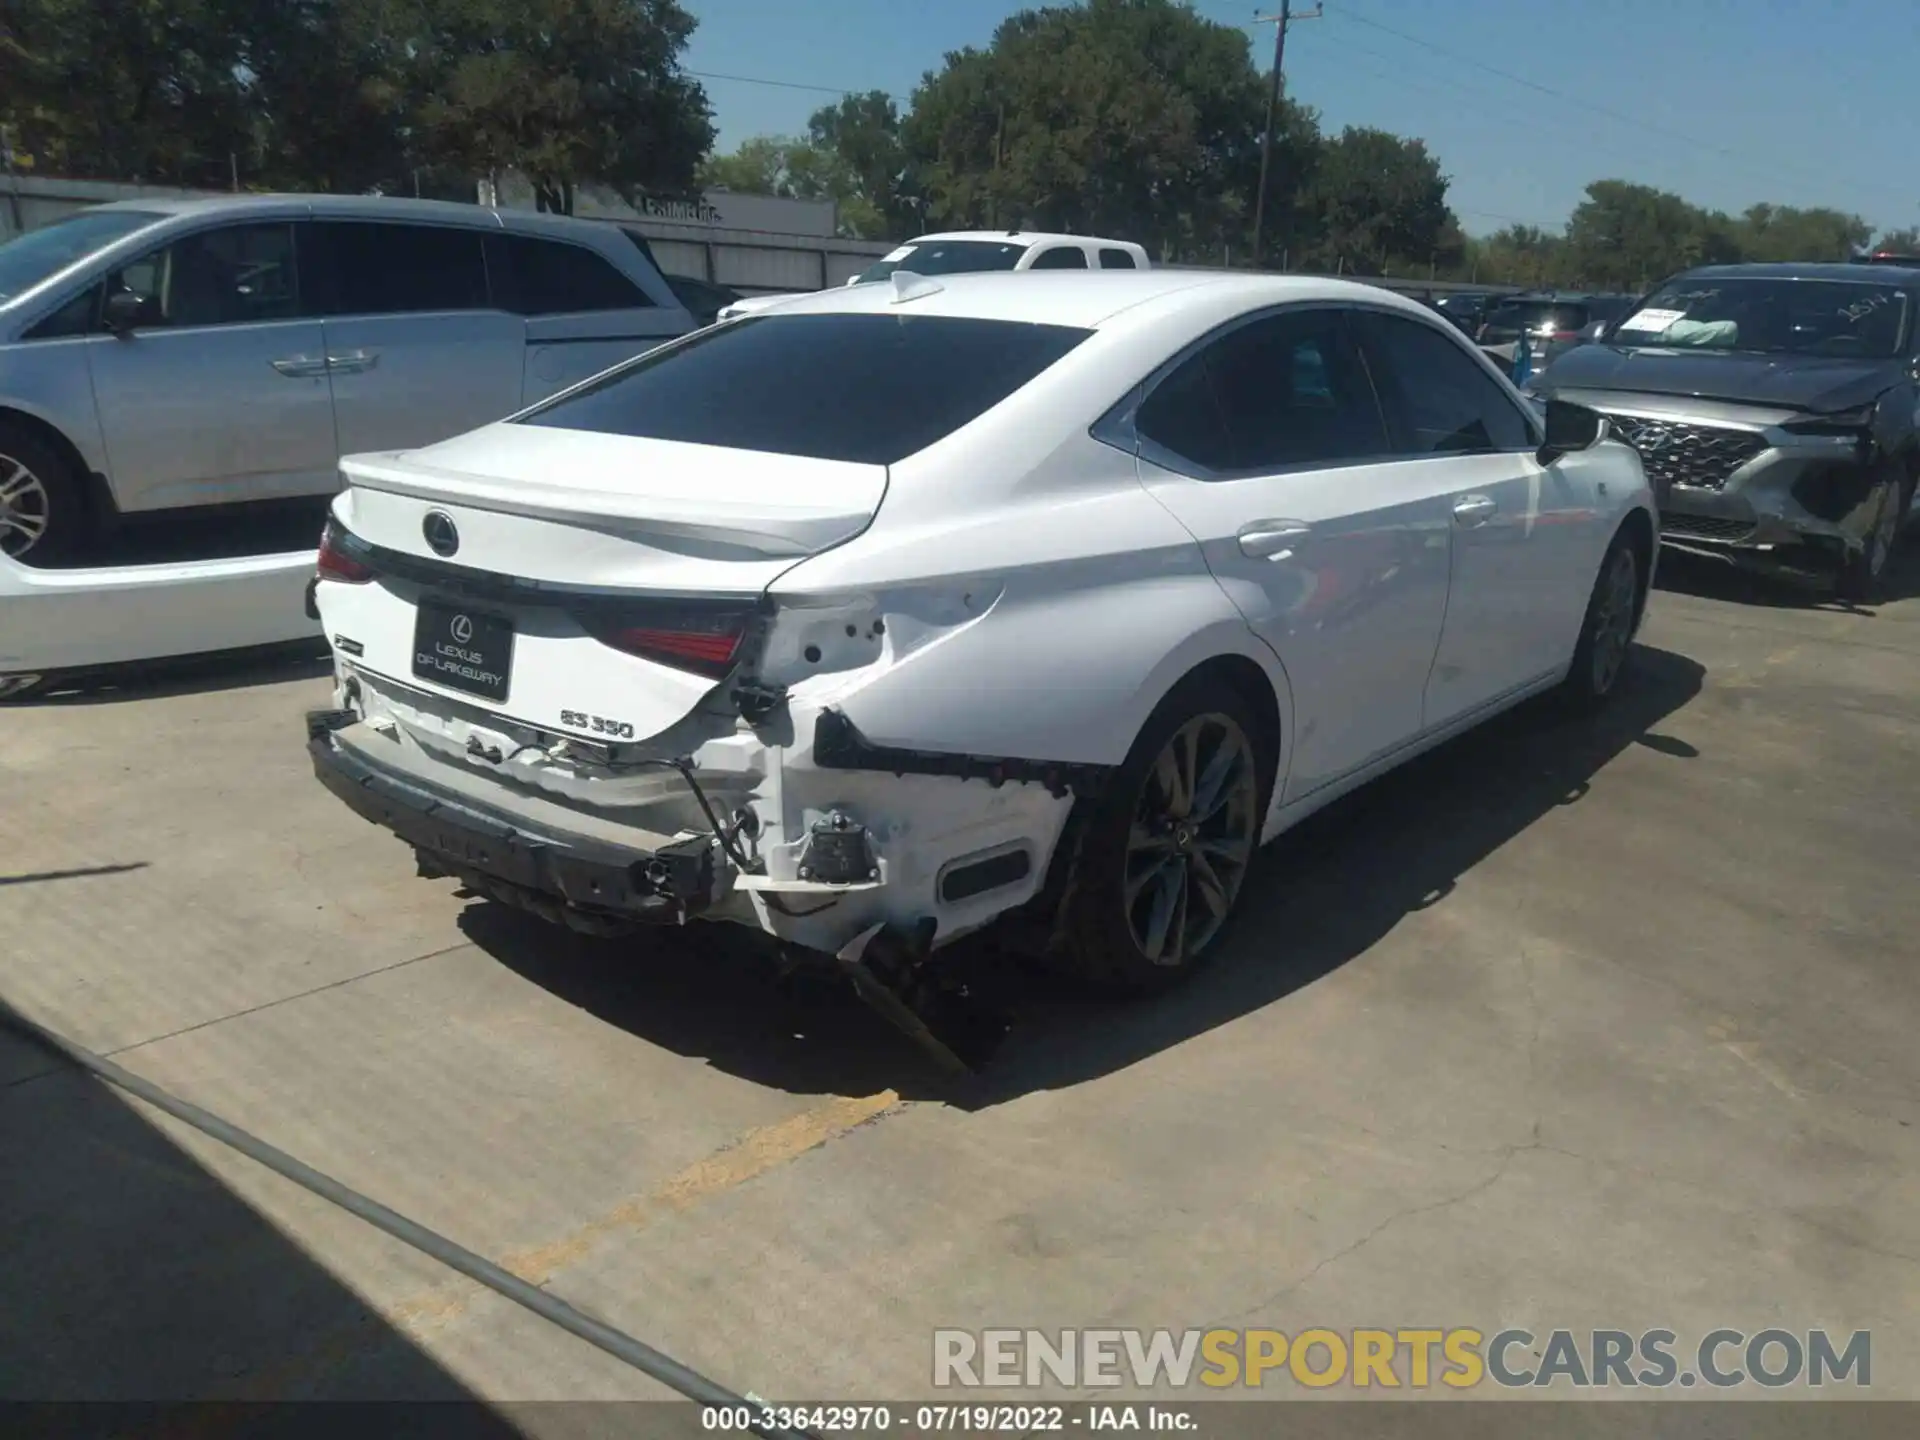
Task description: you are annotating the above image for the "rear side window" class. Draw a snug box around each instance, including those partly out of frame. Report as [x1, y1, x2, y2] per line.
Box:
[307, 222, 488, 316]
[1138, 309, 1388, 474]
[520, 313, 1092, 465]
[1030, 247, 1088, 270]
[488, 233, 654, 314]
[1486, 300, 1589, 334]
[1354, 311, 1535, 455]
[1099, 248, 1138, 270]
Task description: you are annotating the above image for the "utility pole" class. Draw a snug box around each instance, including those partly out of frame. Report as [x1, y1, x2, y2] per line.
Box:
[1251, 1, 1321, 270]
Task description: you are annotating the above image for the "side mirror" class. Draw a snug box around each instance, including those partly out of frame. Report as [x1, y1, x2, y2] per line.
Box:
[1579, 320, 1607, 342]
[103, 289, 155, 335]
[1537, 399, 1607, 465]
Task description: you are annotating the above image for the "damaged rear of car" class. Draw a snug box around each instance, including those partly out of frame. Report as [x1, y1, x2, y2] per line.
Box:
[305, 286, 1278, 1068]
[1531, 262, 1920, 598]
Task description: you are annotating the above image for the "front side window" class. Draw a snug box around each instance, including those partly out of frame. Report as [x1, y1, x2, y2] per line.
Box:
[106, 223, 300, 328]
[0, 209, 162, 304]
[307, 222, 488, 316]
[1030, 247, 1088, 270]
[23, 285, 103, 340]
[1135, 309, 1389, 474]
[1609, 277, 1909, 358]
[488, 234, 653, 315]
[519, 312, 1092, 465]
[1355, 311, 1535, 456]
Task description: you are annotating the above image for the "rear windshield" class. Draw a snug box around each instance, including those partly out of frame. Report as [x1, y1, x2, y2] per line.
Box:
[519, 312, 1093, 465]
[1610, 277, 1909, 357]
[853, 240, 1029, 285]
[1484, 300, 1589, 333]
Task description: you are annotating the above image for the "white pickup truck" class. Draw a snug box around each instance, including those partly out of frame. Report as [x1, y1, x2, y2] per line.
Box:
[716, 230, 1153, 321]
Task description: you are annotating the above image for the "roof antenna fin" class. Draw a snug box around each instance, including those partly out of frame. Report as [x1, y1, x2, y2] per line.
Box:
[889, 270, 945, 304]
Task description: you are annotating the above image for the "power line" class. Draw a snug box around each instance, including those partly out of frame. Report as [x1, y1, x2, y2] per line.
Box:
[1326, 2, 1914, 209]
[688, 70, 908, 103]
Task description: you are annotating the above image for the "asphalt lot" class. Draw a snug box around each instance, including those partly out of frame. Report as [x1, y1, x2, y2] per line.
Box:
[2, 549, 1917, 1411]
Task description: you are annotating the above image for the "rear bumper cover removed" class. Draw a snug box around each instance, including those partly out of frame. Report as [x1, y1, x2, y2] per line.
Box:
[307, 709, 715, 926]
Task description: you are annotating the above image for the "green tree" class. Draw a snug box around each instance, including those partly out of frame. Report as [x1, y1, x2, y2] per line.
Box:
[806, 90, 912, 239]
[1735, 203, 1872, 263]
[699, 135, 833, 198]
[413, 0, 714, 214]
[1, 0, 252, 187]
[1872, 225, 1920, 254]
[242, 0, 421, 195]
[1563, 180, 1741, 289]
[901, 0, 1307, 260]
[1458, 225, 1561, 287]
[1299, 126, 1454, 276]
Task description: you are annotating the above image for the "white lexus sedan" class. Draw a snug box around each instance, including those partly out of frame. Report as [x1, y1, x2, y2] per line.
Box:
[306, 269, 1653, 1049]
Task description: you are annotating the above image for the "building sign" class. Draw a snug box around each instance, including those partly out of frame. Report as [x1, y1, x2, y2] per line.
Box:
[638, 195, 724, 224]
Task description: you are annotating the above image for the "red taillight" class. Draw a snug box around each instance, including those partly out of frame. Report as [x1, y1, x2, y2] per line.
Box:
[585, 604, 753, 678]
[605, 627, 742, 670]
[316, 521, 375, 584]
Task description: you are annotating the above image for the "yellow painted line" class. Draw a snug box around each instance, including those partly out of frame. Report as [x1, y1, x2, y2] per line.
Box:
[208, 1088, 903, 1408]
[495, 1089, 902, 1289]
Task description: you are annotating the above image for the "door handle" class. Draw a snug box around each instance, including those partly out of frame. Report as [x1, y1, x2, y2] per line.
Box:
[1452, 494, 1497, 527]
[326, 350, 379, 374]
[1237, 521, 1312, 560]
[271, 356, 329, 378]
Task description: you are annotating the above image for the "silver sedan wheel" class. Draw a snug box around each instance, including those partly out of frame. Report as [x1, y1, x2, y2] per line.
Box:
[0, 453, 51, 560]
[1124, 712, 1261, 967]
[1589, 545, 1638, 696]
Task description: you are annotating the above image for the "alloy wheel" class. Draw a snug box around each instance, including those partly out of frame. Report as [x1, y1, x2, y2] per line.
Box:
[1589, 545, 1638, 696]
[1123, 712, 1260, 967]
[0, 454, 51, 560]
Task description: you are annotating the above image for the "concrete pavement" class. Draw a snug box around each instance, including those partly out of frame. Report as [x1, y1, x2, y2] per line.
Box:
[2, 553, 1916, 1407]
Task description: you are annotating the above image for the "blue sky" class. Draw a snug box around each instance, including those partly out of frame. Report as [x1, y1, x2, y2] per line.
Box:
[682, 0, 1919, 239]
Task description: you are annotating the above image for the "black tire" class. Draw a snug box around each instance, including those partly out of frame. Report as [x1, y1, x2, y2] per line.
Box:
[1560, 530, 1642, 712]
[1835, 467, 1908, 603]
[0, 420, 87, 566]
[1046, 676, 1274, 994]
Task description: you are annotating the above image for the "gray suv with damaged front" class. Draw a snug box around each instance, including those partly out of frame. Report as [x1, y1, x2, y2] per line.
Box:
[1531, 262, 1920, 599]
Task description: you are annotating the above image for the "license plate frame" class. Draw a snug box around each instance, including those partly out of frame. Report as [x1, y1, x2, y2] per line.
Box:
[412, 598, 514, 703]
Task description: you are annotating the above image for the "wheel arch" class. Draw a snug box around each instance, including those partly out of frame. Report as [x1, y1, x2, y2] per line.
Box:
[0, 404, 102, 521]
[1615, 503, 1656, 632]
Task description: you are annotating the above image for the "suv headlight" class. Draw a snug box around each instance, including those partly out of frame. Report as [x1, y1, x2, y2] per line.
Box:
[1782, 402, 1876, 439]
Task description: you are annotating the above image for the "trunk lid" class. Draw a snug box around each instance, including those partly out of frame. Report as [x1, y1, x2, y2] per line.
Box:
[341, 422, 888, 575]
[320, 427, 887, 751]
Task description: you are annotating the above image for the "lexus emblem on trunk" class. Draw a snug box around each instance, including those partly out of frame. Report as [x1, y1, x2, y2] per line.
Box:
[423, 511, 459, 557]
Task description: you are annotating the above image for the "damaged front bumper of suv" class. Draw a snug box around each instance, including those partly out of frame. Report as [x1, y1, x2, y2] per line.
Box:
[1577, 400, 1903, 575]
